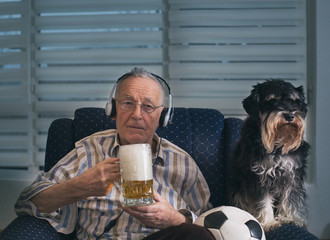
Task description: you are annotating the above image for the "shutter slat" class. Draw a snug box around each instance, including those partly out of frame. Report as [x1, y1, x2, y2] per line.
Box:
[0, 36, 26, 48]
[0, 135, 28, 149]
[0, 102, 28, 116]
[171, 80, 305, 96]
[169, 62, 305, 78]
[35, 0, 162, 12]
[0, 85, 27, 99]
[36, 83, 112, 98]
[0, 1, 25, 14]
[174, 97, 245, 115]
[0, 52, 26, 65]
[36, 65, 163, 81]
[0, 152, 29, 167]
[169, 45, 305, 61]
[36, 14, 162, 30]
[169, 27, 304, 43]
[36, 31, 162, 46]
[35, 118, 62, 130]
[36, 101, 105, 113]
[170, 9, 303, 25]
[0, 69, 27, 81]
[36, 48, 162, 64]
[0, 119, 27, 133]
[169, 0, 302, 8]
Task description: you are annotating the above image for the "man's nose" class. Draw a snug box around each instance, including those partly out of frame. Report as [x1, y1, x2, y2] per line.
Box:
[131, 103, 143, 117]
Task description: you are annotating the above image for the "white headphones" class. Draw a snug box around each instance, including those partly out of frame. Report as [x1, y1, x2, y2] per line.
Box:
[105, 72, 173, 128]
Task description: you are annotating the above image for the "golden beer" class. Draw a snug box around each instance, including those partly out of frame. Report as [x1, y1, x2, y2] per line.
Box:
[119, 144, 154, 206]
[122, 179, 153, 199]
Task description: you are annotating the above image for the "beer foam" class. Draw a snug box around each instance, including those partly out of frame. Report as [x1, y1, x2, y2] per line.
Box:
[119, 144, 153, 181]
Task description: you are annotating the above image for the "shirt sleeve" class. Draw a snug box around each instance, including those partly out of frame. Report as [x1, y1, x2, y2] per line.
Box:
[156, 138, 212, 220]
[178, 209, 194, 223]
[14, 149, 80, 234]
[184, 157, 212, 218]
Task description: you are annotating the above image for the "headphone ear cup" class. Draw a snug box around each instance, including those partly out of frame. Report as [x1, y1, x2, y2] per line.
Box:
[159, 108, 167, 127]
[109, 98, 116, 118]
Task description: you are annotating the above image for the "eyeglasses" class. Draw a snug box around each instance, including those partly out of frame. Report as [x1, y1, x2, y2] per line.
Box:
[115, 98, 164, 113]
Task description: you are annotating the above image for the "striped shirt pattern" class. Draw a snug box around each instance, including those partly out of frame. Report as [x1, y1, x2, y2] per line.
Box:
[15, 129, 211, 240]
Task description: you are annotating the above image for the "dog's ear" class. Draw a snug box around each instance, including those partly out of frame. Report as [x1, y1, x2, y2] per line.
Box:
[243, 85, 260, 117]
[295, 85, 308, 113]
[295, 85, 306, 102]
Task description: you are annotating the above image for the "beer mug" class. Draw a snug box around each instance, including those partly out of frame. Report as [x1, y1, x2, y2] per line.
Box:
[119, 143, 154, 206]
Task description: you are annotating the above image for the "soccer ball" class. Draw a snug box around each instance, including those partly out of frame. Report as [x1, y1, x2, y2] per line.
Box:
[194, 206, 266, 240]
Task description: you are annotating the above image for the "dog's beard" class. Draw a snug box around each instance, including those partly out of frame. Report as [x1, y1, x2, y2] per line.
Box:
[260, 112, 305, 154]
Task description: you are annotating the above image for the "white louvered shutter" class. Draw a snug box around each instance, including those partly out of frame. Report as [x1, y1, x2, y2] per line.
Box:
[0, 0, 308, 178]
[0, 0, 37, 179]
[33, 0, 164, 168]
[167, 0, 307, 116]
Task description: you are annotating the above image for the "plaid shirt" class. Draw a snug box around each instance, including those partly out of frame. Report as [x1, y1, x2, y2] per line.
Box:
[15, 129, 211, 240]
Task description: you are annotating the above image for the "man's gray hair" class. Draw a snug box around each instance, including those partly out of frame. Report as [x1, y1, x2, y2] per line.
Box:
[115, 67, 165, 104]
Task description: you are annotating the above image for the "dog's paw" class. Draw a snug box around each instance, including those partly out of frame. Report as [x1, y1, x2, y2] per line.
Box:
[276, 216, 307, 228]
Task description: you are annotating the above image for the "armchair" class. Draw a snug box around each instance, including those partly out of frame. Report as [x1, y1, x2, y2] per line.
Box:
[0, 107, 318, 240]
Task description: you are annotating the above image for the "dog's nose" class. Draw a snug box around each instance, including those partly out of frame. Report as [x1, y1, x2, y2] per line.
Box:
[284, 113, 295, 122]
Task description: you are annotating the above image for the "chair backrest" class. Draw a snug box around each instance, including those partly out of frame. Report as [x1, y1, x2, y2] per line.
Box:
[45, 107, 243, 207]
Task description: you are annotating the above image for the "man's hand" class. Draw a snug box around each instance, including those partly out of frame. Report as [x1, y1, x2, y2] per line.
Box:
[78, 157, 121, 196]
[122, 191, 186, 229]
[31, 157, 121, 213]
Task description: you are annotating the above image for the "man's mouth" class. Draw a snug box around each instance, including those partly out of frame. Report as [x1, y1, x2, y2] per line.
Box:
[128, 125, 144, 130]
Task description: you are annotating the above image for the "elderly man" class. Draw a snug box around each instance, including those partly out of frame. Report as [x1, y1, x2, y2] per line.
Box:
[15, 67, 214, 240]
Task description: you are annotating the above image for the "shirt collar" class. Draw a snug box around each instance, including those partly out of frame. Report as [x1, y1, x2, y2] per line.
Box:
[110, 132, 121, 157]
[112, 132, 164, 167]
[152, 134, 165, 167]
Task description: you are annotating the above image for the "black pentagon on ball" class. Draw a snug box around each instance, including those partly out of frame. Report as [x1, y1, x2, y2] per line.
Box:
[204, 211, 228, 229]
[245, 220, 263, 240]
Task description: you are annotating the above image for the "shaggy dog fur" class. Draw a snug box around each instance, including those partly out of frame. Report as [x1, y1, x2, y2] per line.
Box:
[230, 79, 310, 232]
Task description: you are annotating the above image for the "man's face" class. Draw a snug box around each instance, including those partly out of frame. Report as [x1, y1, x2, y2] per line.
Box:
[114, 76, 164, 146]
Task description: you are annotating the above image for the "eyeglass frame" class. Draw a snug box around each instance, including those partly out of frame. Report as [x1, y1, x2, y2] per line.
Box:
[114, 98, 164, 114]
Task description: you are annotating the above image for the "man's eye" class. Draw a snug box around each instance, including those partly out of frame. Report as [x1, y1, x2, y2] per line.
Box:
[143, 104, 154, 111]
[123, 101, 134, 107]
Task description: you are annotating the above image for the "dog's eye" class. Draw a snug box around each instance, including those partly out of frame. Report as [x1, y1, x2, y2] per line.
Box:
[265, 98, 277, 105]
[265, 94, 275, 101]
[285, 97, 298, 104]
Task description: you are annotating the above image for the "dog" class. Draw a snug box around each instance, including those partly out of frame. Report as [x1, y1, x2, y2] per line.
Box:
[229, 79, 310, 232]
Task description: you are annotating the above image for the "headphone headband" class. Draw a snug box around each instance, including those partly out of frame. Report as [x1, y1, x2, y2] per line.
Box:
[105, 70, 173, 128]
